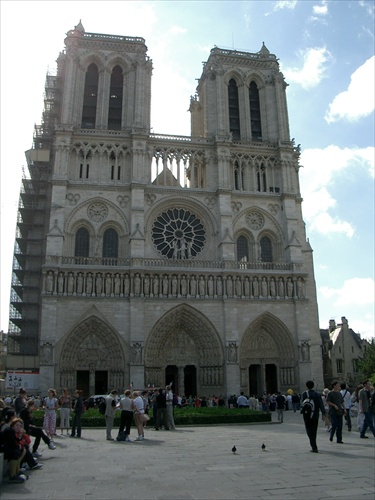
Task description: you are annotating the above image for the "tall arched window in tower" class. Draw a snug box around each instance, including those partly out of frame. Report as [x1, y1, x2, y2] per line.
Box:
[228, 79, 240, 140]
[81, 64, 99, 129]
[75, 227, 90, 257]
[260, 236, 273, 262]
[103, 228, 118, 258]
[249, 81, 262, 140]
[108, 65, 123, 130]
[237, 236, 249, 262]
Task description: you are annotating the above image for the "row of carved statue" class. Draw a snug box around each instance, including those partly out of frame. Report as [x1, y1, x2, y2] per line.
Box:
[44, 270, 306, 299]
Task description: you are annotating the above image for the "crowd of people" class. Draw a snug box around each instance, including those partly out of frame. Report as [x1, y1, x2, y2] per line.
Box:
[1, 379, 374, 482]
[301, 379, 375, 453]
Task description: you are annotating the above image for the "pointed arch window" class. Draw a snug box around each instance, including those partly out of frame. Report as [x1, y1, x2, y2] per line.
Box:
[103, 228, 118, 258]
[249, 81, 262, 140]
[260, 236, 273, 262]
[237, 236, 249, 262]
[81, 63, 99, 129]
[75, 228, 90, 257]
[108, 65, 123, 130]
[228, 79, 240, 140]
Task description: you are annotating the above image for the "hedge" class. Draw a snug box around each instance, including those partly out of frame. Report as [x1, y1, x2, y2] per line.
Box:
[29, 407, 271, 427]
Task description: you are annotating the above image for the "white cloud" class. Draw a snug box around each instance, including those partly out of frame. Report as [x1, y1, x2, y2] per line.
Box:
[300, 145, 374, 236]
[359, 0, 375, 17]
[325, 56, 375, 123]
[319, 278, 375, 340]
[282, 47, 331, 89]
[273, 1, 298, 11]
[313, 2, 328, 15]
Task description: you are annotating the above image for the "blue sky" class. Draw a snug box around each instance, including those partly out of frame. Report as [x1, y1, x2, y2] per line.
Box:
[1, 0, 374, 339]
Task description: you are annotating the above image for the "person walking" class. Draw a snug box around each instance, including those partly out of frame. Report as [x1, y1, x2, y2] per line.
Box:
[59, 388, 72, 435]
[340, 383, 352, 432]
[43, 389, 58, 442]
[358, 380, 375, 439]
[275, 392, 286, 423]
[105, 390, 118, 441]
[301, 380, 326, 453]
[71, 390, 84, 438]
[327, 381, 346, 444]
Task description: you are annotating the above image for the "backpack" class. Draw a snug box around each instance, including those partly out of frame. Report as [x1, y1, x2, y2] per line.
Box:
[300, 391, 315, 419]
[98, 401, 106, 415]
[116, 431, 126, 442]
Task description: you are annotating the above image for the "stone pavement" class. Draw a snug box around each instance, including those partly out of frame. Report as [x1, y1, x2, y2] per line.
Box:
[0, 411, 374, 500]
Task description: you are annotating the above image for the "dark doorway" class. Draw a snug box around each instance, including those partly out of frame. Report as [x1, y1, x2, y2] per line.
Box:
[76, 370, 89, 398]
[249, 364, 261, 396]
[265, 364, 277, 394]
[184, 365, 197, 397]
[95, 371, 108, 394]
[165, 365, 178, 391]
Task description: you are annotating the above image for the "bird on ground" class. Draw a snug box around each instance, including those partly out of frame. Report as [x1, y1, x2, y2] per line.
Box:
[261, 443, 266, 450]
[232, 445, 237, 454]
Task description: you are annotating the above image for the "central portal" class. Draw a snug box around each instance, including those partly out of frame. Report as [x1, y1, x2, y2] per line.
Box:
[165, 365, 197, 397]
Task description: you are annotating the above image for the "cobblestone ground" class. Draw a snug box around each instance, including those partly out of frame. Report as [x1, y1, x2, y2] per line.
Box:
[1, 411, 374, 500]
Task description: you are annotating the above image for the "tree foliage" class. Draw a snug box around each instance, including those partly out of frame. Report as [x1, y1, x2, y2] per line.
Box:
[357, 338, 375, 383]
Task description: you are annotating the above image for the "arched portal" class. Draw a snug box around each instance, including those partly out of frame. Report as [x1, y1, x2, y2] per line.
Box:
[56, 312, 128, 397]
[145, 304, 224, 397]
[240, 312, 296, 396]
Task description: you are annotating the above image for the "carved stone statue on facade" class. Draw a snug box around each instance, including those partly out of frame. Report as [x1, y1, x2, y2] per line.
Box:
[300, 341, 310, 362]
[40, 342, 53, 365]
[76, 273, 83, 294]
[46, 271, 54, 293]
[134, 273, 141, 295]
[86, 273, 93, 295]
[57, 273, 64, 294]
[227, 342, 237, 362]
[143, 275, 150, 296]
[133, 343, 142, 364]
[114, 274, 121, 295]
[96, 274, 103, 295]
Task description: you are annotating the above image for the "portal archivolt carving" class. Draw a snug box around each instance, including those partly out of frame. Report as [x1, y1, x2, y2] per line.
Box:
[240, 312, 295, 367]
[58, 315, 127, 373]
[145, 304, 223, 368]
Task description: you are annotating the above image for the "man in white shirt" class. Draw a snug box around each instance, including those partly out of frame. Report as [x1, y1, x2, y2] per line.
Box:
[237, 392, 249, 409]
[105, 390, 118, 441]
[165, 385, 176, 430]
[340, 383, 352, 432]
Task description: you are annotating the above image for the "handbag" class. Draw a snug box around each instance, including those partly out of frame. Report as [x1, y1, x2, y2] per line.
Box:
[139, 413, 150, 423]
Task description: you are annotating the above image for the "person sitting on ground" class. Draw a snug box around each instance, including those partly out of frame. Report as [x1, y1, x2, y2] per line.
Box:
[3, 410, 43, 471]
[1, 417, 28, 483]
[20, 399, 56, 457]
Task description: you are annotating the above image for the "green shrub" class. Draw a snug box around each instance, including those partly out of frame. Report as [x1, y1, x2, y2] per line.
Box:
[30, 406, 270, 427]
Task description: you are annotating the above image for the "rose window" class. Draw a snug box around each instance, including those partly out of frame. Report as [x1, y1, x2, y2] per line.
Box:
[152, 208, 206, 259]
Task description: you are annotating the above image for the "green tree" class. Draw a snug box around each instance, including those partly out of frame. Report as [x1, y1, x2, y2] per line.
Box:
[357, 338, 375, 383]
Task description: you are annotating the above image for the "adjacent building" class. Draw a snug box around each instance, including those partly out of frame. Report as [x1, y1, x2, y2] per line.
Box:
[320, 317, 369, 390]
[8, 22, 324, 397]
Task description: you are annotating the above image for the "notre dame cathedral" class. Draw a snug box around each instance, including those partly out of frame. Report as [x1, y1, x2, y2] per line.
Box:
[9, 22, 324, 397]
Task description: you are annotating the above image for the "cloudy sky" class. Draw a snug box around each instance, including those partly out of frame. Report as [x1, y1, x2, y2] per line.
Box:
[1, 0, 374, 339]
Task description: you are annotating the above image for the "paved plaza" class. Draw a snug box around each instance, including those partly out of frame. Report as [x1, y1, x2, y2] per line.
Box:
[0, 411, 374, 500]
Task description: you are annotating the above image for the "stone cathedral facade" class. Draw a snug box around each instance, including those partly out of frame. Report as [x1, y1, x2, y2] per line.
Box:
[9, 22, 324, 397]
